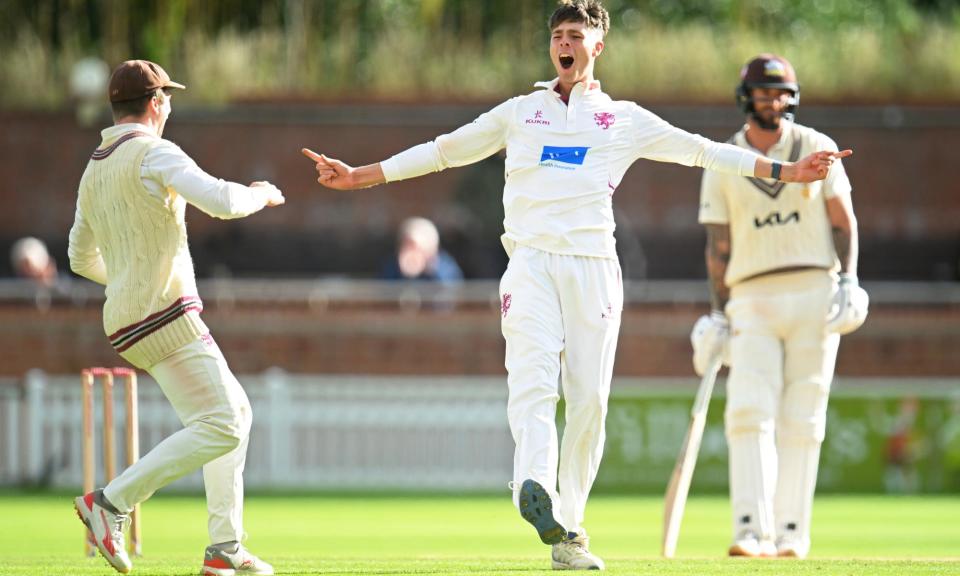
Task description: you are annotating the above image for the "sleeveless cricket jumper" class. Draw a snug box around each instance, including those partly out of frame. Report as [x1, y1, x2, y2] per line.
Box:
[76, 131, 207, 369]
[698, 120, 852, 551]
[69, 125, 265, 545]
[382, 78, 766, 534]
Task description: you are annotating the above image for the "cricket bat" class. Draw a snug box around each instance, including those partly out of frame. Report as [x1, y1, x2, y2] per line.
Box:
[662, 357, 723, 558]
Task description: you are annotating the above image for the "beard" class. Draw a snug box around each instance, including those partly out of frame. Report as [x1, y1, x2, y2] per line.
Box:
[750, 108, 782, 131]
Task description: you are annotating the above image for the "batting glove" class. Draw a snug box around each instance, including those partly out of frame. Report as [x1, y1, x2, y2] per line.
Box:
[690, 310, 729, 377]
[826, 273, 869, 335]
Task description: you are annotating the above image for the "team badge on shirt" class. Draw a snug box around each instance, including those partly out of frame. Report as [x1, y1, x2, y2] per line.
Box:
[501, 293, 512, 318]
[594, 112, 616, 130]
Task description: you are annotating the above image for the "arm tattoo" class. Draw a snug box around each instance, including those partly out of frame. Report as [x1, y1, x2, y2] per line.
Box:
[705, 224, 731, 311]
[826, 195, 859, 275]
[832, 224, 853, 274]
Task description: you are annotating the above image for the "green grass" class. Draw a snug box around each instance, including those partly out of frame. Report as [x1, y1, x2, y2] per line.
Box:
[0, 493, 957, 575]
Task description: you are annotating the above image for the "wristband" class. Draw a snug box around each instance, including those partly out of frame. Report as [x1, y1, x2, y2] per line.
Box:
[770, 162, 782, 180]
[838, 273, 858, 287]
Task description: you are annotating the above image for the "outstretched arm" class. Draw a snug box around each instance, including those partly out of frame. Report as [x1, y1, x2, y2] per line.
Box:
[301, 149, 385, 190]
[303, 98, 516, 191]
[756, 150, 853, 184]
[629, 105, 852, 184]
[146, 142, 284, 218]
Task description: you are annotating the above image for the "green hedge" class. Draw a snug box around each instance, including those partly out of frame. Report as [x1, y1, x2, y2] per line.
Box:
[1, 0, 958, 108]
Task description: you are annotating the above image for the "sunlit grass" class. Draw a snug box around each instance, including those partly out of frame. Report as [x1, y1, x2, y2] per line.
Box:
[0, 493, 957, 575]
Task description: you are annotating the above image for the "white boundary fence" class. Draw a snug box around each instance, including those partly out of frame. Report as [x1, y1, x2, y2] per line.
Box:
[0, 371, 514, 491]
[2, 372, 957, 491]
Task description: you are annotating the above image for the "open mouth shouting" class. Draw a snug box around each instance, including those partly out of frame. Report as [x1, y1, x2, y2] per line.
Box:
[559, 54, 575, 70]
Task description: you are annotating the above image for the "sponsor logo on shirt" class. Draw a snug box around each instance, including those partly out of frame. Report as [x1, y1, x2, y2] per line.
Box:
[539, 146, 589, 170]
[501, 293, 512, 318]
[594, 112, 616, 130]
[754, 210, 800, 229]
[525, 110, 551, 126]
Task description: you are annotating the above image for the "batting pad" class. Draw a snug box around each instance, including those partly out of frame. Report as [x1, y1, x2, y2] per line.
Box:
[727, 430, 778, 541]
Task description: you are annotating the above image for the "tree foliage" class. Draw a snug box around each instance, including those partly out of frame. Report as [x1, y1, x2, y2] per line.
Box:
[0, 0, 957, 107]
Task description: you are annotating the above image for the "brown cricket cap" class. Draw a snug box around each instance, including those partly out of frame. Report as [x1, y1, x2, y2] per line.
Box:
[108, 59, 186, 103]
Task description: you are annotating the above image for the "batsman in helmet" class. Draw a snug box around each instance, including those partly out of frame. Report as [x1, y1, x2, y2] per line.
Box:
[691, 54, 868, 558]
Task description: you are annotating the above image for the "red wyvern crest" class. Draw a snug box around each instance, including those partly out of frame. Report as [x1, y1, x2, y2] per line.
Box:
[594, 112, 615, 130]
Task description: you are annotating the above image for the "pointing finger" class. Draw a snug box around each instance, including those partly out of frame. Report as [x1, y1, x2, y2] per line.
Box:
[301, 148, 324, 163]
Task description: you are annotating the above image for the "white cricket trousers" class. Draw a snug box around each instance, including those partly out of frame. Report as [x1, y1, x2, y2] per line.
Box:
[103, 336, 253, 545]
[500, 245, 622, 534]
[724, 268, 839, 548]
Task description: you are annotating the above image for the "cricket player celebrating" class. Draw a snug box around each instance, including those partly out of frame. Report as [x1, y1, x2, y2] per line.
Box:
[69, 60, 282, 575]
[692, 54, 868, 559]
[304, 2, 849, 570]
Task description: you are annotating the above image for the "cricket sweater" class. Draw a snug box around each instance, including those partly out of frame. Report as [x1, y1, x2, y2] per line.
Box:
[69, 124, 272, 368]
[698, 120, 853, 286]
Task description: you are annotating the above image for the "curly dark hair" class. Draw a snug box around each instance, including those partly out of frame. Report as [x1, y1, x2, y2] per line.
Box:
[548, 0, 610, 36]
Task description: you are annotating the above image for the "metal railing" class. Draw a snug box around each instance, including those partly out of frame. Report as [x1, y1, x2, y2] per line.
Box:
[0, 278, 957, 308]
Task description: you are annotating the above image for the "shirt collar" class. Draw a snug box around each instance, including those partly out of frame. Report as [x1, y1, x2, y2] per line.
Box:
[534, 78, 603, 97]
[100, 122, 156, 141]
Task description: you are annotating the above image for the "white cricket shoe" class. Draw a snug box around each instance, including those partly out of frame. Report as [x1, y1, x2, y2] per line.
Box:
[552, 532, 605, 571]
[728, 531, 776, 558]
[74, 491, 132, 574]
[776, 536, 809, 559]
[201, 543, 274, 576]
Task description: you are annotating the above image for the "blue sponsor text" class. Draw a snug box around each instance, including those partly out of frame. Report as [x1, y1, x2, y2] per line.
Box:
[539, 146, 590, 166]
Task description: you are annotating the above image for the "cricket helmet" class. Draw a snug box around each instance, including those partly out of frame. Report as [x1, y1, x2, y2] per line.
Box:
[735, 54, 800, 120]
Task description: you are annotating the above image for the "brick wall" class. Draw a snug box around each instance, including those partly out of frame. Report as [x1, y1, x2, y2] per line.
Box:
[1, 105, 958, 280]
[3, 300, 956, 377]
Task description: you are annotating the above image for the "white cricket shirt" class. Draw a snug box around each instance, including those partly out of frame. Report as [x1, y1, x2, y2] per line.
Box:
[381, 78, 762, 259]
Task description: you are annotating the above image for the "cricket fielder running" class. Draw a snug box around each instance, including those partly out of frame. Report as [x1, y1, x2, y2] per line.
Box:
[304, 2, 849, 569]
[691, 54, 868, 559]
[69, 59, 282, 575]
